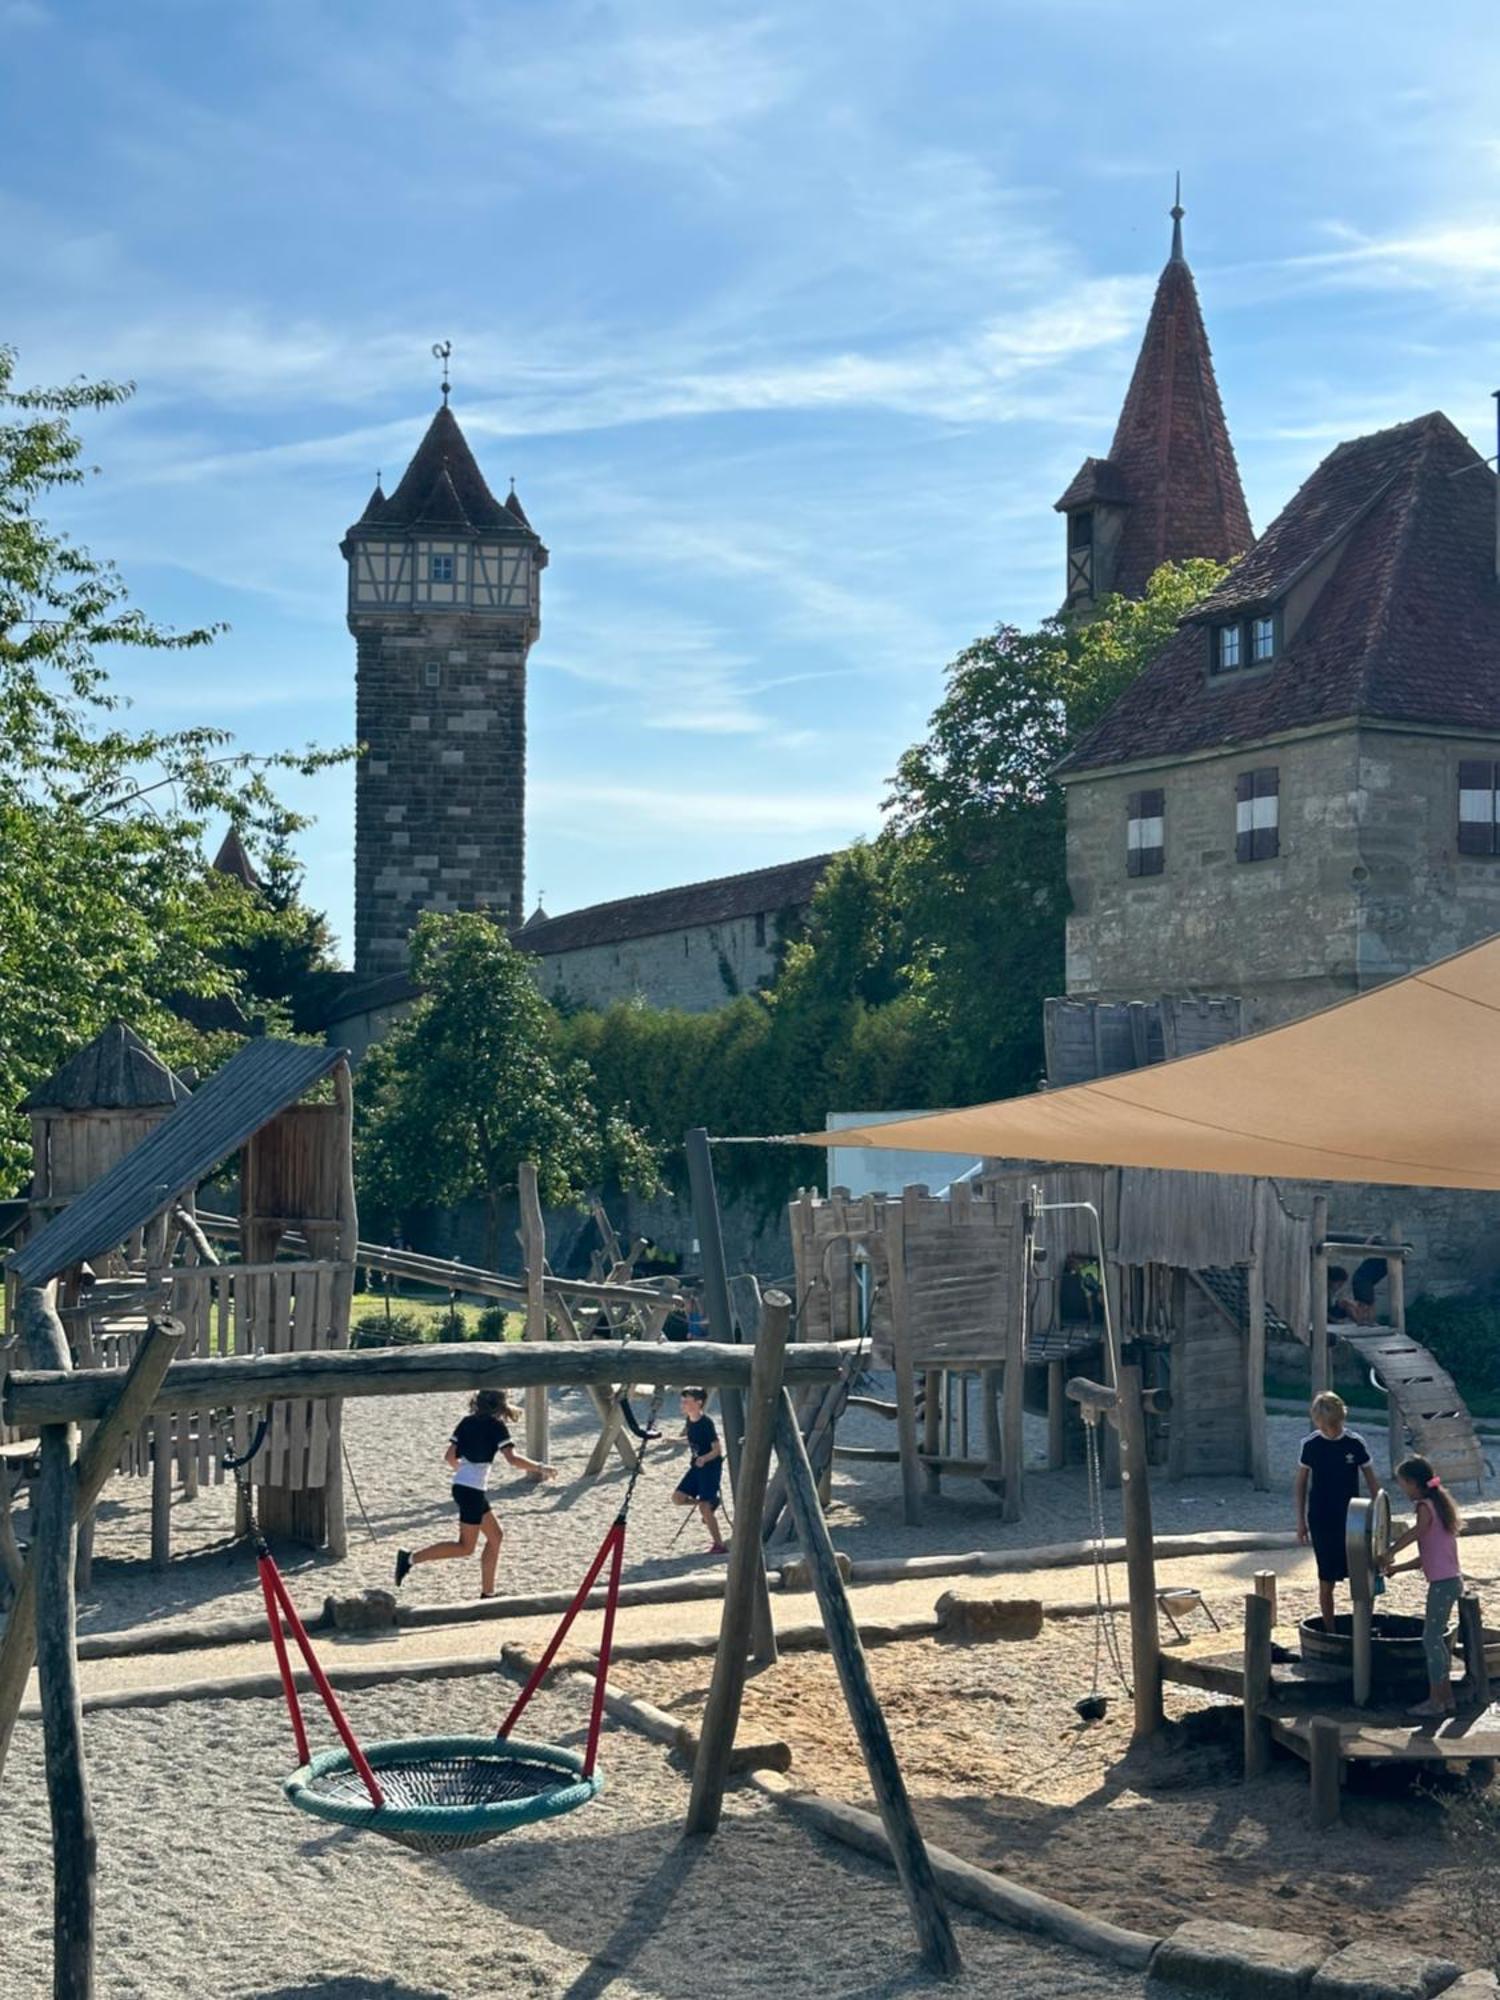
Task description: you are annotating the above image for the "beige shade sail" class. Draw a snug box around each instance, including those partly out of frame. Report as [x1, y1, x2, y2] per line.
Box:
[798, 933, 1500, 1190]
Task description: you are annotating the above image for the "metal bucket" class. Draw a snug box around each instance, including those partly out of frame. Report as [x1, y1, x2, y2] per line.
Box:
[1298, 1612, 1445, 1693]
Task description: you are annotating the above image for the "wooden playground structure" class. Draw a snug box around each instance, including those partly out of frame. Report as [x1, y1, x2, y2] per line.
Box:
[791, 1166, 1486, 1526]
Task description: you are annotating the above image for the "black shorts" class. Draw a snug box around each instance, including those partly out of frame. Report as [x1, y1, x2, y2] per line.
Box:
[1310, 1514, 1349, 1583]
[676, 1463, 723, 1506]
[452, 1483, 494, 1527]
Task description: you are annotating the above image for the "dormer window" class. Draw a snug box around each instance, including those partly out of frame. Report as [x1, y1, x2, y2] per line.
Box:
[1250, 614, 1276, 663]
[1216, 623, 1242, 672]
[1067, 512, 1094, 599]
[1211, 611, 1279, 676]
[430, 553, 454, 582]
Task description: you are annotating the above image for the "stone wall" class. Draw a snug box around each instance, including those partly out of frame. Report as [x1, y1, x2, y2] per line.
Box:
[352, 609, 529, 977]
[1064, 721, 1500, 1029]
[536, 913, 780, 1014]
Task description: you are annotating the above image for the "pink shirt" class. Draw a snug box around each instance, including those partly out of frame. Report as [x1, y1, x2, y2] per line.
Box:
[1417, 1496, 1461, 1582]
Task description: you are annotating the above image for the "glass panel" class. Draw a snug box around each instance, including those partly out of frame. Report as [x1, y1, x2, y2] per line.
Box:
[1217, 624, 1242, 670]
[1251, 616, 1275, 661]
[1460, 787, 1495, 825]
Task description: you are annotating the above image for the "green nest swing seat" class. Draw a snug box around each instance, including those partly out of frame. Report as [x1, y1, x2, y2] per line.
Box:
[284, 1735, 602, 1854]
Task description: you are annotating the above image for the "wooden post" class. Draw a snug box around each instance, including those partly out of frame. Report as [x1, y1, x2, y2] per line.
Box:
[1116, 1365, 1163, 1739]
[684, 1127, 774, 1664]
[1246, 1213, 1270, 1493]
[518, 1161, 549, 1466]
[773, 1389, 961, 1977]
[0, 1317, 182, 1791]
[1387, 1224, 1406, 1475]
[686, 1294, 791, 1834]
[1352, 1598, 1373, 1708]
[1460, 1592, 1490, 1708]
[1001, 1262, 1024, 1523]
[883, 1198, 924, 1527]
[1309, 1718, 1342, 1828]
[324, 1058, 357, 1560]
[1243, 1590, 1274, 1779]
[982, 1366, 1006, 1507]
[1102, 1262, 1123, 1490]
[150, 1416, 172, 1571]
[1253, 1570, 1278, 1626]
[1310, 1194, 1330, 1396]
[1047, 1359, 1066, 1472]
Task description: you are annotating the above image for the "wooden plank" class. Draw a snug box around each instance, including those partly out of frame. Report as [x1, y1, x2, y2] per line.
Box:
[1116, 1367, 1163, 1739]
[37, 1416, 96, 2000]
[1310, 1195, 1330, 1396]
[518, 1160, 550, 1467]
[686, 1292, 791, 1833]
[304, 1267, 331, 1489]
[1244, 1591, 1273, 1778]
[885, 1197, 924, 1527]
[1309, 1717, 1341, 1827]
[772, 1388, 961, 1977]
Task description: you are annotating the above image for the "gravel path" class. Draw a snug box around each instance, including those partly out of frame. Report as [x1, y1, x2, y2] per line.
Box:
[0, 1675, 1151, 2000]
[57, 1379, 1343, 1641]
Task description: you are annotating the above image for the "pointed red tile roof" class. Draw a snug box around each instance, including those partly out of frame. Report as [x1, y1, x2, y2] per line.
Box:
[212, 824, 262, 890]
[1056, 213, 1252, 597]
[1061, 411, 1500, 773]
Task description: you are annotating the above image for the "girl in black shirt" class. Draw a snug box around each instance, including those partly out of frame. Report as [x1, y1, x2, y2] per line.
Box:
[672, 1388, 727, 1555]
[395, 1388, 555, 1598]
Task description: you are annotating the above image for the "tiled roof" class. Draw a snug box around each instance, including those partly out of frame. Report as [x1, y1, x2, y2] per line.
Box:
[348, 404, 536, 539]
[516, 854, 833, 957]
[1061, 411, 1500, 773]
[21, 1022, 190, 1113]
[1056, 242, 1252, 597]
[212, 824, 261, 890]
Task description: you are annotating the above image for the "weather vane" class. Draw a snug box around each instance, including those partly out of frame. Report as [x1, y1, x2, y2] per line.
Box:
[432, 340, 452, 404]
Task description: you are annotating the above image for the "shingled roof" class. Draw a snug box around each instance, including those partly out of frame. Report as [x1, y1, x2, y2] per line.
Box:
[516, 854, 833, 957]
[1061, 411, 1500, 774]
[1055, 216, 1252, 598]
[21, 1022, 191, 1113]
[348, 404, 537, 540]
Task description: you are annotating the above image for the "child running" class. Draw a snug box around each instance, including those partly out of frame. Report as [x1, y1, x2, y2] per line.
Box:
[1381, 1454, 1464, 1718]
[672, 1388, 727, 1555]
[394, 1388, 555, 1600]
[1296, 1390, 1381, 1632]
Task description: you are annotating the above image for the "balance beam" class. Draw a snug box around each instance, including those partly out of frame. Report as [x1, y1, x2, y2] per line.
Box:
[3, 1337, 860, 1431]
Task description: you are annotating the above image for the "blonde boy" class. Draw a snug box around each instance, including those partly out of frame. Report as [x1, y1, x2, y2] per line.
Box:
[1295, 1390, 1381, 1632]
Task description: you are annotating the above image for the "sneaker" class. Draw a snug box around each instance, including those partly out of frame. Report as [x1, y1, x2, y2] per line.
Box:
[394, 1549, 413, 1589]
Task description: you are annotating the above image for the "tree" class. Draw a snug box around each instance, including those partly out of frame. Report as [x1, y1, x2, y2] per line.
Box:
[0, 347, 345, 1187]
[216, 814, 345, 1034]
[357, 912, 662, 1266]
[886, 560, 1227, 1102]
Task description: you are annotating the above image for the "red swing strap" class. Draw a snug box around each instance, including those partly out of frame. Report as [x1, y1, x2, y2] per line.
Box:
[498, 1512, 627, 1779]
[258, 1550, 385, 1807]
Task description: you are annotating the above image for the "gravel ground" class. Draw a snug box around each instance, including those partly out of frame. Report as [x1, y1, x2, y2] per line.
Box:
[0, 1675, 1153, 2000]
[52, 1380, 1345, 1641]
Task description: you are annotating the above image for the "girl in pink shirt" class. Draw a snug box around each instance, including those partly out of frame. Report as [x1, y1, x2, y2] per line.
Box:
[1382, 1454, 1463, 1718]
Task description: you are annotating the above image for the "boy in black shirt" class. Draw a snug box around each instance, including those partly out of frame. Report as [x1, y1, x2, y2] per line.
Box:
[395, 1388, 554, 1598]
[672, 1388, 727, 1555]
[1296, 1389, 1381, 1631]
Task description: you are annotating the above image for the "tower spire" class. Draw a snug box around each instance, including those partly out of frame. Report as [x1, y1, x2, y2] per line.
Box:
[1170, 171, 1184, 263]
[432, 339, 452, 405]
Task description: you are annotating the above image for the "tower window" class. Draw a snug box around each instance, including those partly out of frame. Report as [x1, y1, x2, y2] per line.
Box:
[1458, 760, 1500, 854]
[1216, 623, 1242, 672]
[1235, 767, 1279, 863]
[1126, 789, 1165, 876]
[1250, 614, 1276, 662]
[423, 662, 442, 689]
[1066, 511, 1094, 599]
[430, 554, 454, 582]
[754, 911, 768, 946]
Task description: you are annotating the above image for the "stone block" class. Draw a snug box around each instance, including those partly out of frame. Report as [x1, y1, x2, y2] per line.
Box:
[1152, 1918, 1327, 1998]
[1443, 1975, 1498, 2000]
[934, 1584, 1045, 1641]
[323, 1588, 399, 1633]
[1311, 1946, 1463, 2000]
[780, 1552, 852, 1591]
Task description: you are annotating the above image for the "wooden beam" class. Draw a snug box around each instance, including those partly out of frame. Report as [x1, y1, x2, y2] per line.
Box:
[883, 1199, 924, 1528]
[1461, 1592, 1491, 1708]
[773, 1389, 961, 1977]
[1243, 1591, 1273, 1779]
[1115, 1365, 1163, 1740]
[37, 1417, 95, 2000]
[0, 1317, 183, 1790]
[685, 1292, 792, 1834]
[4, 1337, 858, 1430]
[1309, 1717, 1341, 1828]
[1246, 1218, 1269, 1493]
[1310, 1194, 1330, 1396]
[1000, 1286, 1023, 1523]
[1047, 1359, 1067, 1472]
[517, 1161, 549, 1465]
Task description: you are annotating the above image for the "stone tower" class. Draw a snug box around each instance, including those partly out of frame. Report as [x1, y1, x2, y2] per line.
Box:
[342, 393, 546, 977]
[1054, 189, 1252, 611]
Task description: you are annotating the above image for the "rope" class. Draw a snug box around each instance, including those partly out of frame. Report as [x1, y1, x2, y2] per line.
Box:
[341, 1436, 386, 1551]
[1082, 1409, 1131, 1698]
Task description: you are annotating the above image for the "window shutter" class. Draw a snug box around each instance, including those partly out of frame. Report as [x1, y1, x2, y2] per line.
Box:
[1235, 771, 1253, 863]
[1252, 766, 1279, 861]
[1126, 791, 1142, 876]
[1458, 759, 1496, 855]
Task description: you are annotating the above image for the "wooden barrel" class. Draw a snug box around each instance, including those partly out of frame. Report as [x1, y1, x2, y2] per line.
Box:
[1299, 1612, 1441, 1692]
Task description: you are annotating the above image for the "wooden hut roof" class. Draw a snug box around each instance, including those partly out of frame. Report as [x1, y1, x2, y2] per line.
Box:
[12, 1037, 346, 1286]
[20, 1022, 191, 1115]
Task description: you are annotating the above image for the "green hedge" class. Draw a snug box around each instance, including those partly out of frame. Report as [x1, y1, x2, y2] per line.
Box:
[1406, 1293, 1500, 1400]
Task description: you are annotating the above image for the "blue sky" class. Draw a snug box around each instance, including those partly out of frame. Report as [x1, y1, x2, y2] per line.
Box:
[7, 0, 1500, 959]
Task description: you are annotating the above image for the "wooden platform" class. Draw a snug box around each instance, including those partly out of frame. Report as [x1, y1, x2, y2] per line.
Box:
[1266, 1699, 1500, 1767]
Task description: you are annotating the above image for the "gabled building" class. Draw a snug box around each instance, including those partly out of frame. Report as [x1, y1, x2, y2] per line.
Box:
[1059, 410, 1500, 1029]
[1054, 193, 1252, 612]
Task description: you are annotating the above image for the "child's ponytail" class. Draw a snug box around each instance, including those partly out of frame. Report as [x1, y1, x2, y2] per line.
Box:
[473, 1386, 521, 1426]
[1396, 1454, 1461, 1535]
